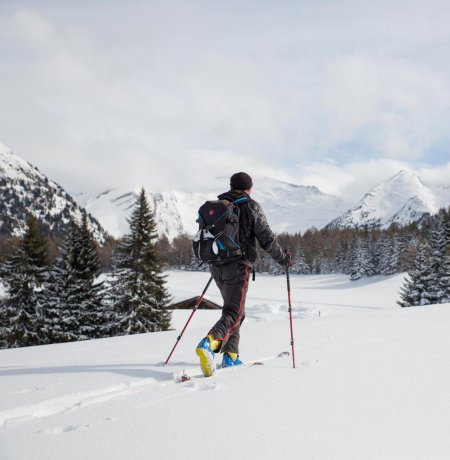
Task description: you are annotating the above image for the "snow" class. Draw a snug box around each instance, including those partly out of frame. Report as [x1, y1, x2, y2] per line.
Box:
[1, 271, 449, 459]
[82, 177, 352, 239]
[329, 170, 448, 229]
[0, 141, 107, 242]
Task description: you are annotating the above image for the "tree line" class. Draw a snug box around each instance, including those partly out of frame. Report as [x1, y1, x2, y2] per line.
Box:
[0, 189, 171, 349]
[1, 196, 448, 349]
[163, 208, 450, 307]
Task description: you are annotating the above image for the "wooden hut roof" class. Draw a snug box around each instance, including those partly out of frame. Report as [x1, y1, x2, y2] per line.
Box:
[170, 297, 221, 310]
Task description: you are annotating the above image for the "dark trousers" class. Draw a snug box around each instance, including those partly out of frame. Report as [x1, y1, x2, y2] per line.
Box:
[209, 260, 250, 354]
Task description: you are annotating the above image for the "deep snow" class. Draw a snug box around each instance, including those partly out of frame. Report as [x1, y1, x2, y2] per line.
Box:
[1, 272, 449, 460]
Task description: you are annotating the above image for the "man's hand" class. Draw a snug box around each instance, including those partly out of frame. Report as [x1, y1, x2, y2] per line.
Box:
[283, 250, 293, 268]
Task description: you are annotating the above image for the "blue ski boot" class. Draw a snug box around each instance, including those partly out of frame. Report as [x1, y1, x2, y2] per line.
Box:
[196, 337, 216, 377]
[222, 352, 243, 368]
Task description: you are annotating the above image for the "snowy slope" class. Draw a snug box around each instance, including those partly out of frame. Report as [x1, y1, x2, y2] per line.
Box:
[327, 170, 443, 229]
[83, 177, 350, 239]
[0, 142, 107, 241]
[1, 272, 450, 460]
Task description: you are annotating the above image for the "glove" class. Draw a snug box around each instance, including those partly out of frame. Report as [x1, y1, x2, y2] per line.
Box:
[283, 250, 293, 268]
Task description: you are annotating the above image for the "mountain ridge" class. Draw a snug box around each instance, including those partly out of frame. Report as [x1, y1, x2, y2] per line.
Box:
[0, 143, 107, 242]
[326, 169, 442, 229]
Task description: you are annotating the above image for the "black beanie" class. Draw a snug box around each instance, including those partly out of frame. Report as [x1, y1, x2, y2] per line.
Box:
[230, 172, 253, 191]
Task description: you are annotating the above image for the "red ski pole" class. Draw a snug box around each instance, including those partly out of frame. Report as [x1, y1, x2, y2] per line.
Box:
[164, 276, 213, 365]
[285, 252, 296, 368]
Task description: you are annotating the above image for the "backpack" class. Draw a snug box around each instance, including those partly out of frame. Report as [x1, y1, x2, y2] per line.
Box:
[193, 196, 249, 263]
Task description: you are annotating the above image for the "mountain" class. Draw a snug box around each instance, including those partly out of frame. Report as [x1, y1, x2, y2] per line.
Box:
[327, 170, 443, 229]
[82, 177, 351, 239]
[0, 142, 107, 241]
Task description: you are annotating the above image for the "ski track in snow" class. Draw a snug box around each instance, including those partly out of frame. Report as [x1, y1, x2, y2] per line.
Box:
[0, 378, 159, 428]
[0, 352, 297, 429]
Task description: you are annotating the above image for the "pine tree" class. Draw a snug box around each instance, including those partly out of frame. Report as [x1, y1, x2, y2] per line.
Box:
[42, 215, 107, 342]
[0, 216, 48, 347]
[74, 213, 105, 338]
[40, 256, 68, 343]
[398, 244, 433, 307]
[0, 296, 7, 349]
[428, 215, 449, 304]
[110, 189, 171, 334]
[292, 246, 309, 274]
[350, 236, 374, 280]
[377, 234, 392, 275]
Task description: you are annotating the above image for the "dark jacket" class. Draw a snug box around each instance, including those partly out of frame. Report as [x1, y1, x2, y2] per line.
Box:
[217, 190, 286, 266]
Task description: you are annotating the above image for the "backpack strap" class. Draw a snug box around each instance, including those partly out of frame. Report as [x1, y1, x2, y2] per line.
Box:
[232, 196, 250, 205]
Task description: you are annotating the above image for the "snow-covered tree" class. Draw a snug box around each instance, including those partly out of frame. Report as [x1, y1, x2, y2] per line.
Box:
[377, 234, 393, 275]
[109, 189, 171, 334]
[350, 236, 375, 280]
[0, 216, 48, 347]
[292, 246, 309, 274]
[427, 216, 449, 304]
[74, 213, 106, 338]
[398, 244, 433, 307]
[0, 296, 7, 349]
[42, 215, 106, 343]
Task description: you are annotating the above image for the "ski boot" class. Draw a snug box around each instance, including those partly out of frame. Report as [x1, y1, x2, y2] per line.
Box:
[196, 335, 220, 377]
[222, 352, 243, 368]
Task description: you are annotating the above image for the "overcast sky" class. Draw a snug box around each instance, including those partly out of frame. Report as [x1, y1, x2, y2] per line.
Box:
[1, 0, 450, 199]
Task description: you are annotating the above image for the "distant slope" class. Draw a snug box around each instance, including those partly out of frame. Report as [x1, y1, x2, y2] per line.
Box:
[327, 170, 444, 229]
[0, 142, 107, 241]
[83, 177, 350, 239]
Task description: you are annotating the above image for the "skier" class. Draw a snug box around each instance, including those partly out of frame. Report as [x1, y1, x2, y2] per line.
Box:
[196, 172, 292, 376]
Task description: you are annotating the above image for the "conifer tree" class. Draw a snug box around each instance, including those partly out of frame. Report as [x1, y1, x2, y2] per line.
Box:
[350, 236, 374, 280]
[292, 246, 309, 274]
[398, 244, 433, 307]
[428, 215, 449, 304]
[110, 189, 171, 334]
[0, 216, 48, 347]
[377, 234, 392, 275]
[0, 297, 7, 349]
[74, 213, 105, 338]
[42, 215, 105, 342]
[40, 256, 68, 342]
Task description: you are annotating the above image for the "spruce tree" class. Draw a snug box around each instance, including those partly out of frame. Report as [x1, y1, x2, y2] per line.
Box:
[428, 215, 449, 304]
[398, 244, 433, 307]
[0, 216, 48, 347]
[42, 215, 106, 342]
[0, 296, 7, 349]
[110, 189, 171, 334]
[292, 245, 309, 274]
[74, 213, 105, 338]
[350, 236, 374, 280]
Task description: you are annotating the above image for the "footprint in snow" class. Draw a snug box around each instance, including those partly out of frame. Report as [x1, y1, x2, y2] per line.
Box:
[14, 386, 46, 394]
[39, 422, 92, 435]
[184, 380, 220, 391]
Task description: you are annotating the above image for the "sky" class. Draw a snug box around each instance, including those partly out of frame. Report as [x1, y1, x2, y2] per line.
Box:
[0, 0, 450, 200]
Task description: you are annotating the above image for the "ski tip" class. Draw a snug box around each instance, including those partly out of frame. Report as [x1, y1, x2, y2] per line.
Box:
[180, 373, 191, 382]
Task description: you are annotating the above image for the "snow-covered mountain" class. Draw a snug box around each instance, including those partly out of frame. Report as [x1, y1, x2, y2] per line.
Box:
[82, 177, 351, 239]
[327, 170, 445, 229]
[0, 142, 107, 241]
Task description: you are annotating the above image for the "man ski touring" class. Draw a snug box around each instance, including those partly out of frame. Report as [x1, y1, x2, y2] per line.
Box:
[194, 172, 292, 377]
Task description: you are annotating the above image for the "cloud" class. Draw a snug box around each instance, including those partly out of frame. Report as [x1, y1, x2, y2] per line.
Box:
[319, 54, 450, 160]
[293, 158, 450, 201]
[0, 1, 449, 197]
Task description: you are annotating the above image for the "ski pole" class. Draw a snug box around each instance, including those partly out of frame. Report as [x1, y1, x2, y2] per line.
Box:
[285, 251, 296, 368]
[164, 276, 214, 365]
